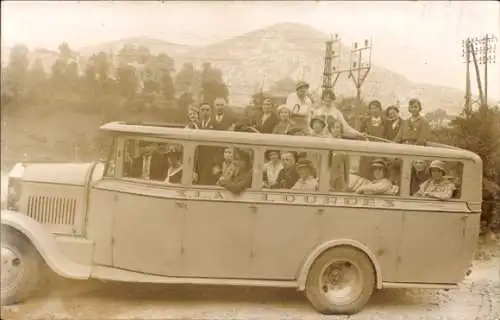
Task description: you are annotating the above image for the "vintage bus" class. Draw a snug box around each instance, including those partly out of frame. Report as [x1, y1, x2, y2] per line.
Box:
[1, 121, 482, 314]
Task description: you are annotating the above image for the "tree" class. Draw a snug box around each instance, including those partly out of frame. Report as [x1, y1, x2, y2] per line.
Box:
[5, 44, 30, 103]
[50, 42, 79, 92]
[200, 62, 229, 104]
[117, 44, 137, 65]
[175, 63, 196, 94]
[116, 64, 138, 99]
[26, 58, 47, 102]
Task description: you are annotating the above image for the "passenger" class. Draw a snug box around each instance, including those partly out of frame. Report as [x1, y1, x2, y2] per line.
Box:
[164, 145, 183, 184]
[360, 100, 387, 139]
[262, 150, 283, 188]
[127, 141, 168, 181]
[355, 159, 396, 195]
[286, 81, 314, 131]
[311, 89, 365, 139]
[410, 159, 430, 195]
[329, 121, 349, 192]
[214, 147, 237, 185]
[256, 97, 279, 133]
[213, 97, 236, 131]
[273, 105, 297, 134]
[199, 102, 215, 129]
[218, 149, 253, 194]
[185, 104, 200, 129]
[292, 159, 318, 191]
[384, 105, 402, 141]
[272, 151, 299, 189]
[309, 115, 331, 137]
[415, 160, 456, 200]
[395, 98, 430, 145]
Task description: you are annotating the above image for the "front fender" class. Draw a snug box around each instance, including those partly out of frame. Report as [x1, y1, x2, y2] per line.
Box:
[1, 210, 91, 280]
[296, 239, 383, 290]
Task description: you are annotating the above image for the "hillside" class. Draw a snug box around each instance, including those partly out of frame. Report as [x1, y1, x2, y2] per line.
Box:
[1, 23, 466, 114]
[179, 23, 465, 114]
[77, 37, 196, 59]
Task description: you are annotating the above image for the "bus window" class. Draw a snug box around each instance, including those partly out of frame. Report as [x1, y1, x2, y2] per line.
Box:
[261, 149, 321, 192]
[194, 145, 254, 193]
[411, 159, 463, 199]
[344, 156, 401, 196]
[122, 138, 184, 184]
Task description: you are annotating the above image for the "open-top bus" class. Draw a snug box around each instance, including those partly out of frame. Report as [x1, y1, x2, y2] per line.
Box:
[1, 121, 482, 314]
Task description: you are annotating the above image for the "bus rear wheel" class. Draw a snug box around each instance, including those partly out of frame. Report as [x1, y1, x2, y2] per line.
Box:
[1, 228, 42, 306]
[305, 246, 376, 315]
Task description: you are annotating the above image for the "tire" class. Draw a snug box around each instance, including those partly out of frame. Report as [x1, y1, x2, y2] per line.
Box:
[305, 246, 376, 315]
[1, 227, 42, 306]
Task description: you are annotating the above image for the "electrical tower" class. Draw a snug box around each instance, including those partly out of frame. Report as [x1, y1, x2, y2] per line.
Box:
[462, 34, 497, 110]
[348, 38, 373, 101]
[322, 33, 344, 92]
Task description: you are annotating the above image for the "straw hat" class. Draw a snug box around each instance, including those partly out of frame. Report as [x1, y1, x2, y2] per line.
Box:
[309, 115, 327, 129]
[296, 159, 315, 172]
[296, 81, 310, 90]
[371, 158, 388, 169]
[429, 160, 446, 174]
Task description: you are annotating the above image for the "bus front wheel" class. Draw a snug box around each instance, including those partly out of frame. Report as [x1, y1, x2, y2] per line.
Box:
[305, 246, 376, 315]
[1, 227, 42, 306]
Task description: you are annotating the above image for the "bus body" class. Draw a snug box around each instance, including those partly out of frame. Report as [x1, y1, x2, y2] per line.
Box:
[1, 121, 482, 314]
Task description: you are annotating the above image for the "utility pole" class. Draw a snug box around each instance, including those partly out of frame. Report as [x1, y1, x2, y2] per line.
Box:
[348, 38, 373, 101]
[466, 34, 497, 109]
[322, 33, 347, 93]
[461, 38, 472, 116]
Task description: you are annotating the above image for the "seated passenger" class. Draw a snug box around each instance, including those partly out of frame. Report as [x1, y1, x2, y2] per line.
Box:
[272, 151, 299, 189]
[127, 141, 168, 181]
[164, 145, 183, 184]
[292, 159, 318, 191]
[415, 160, 456, 200]
[215, 147, 237, 185]
[410, 159, 430, 195]
[355, 159, 396, 195]
[218, 149, 253, 194]
[263, 150, 283, 188]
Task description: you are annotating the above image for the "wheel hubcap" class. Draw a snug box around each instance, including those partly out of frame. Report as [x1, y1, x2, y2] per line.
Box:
[1, 246, 24, 293]
[320, 260, 362, 305]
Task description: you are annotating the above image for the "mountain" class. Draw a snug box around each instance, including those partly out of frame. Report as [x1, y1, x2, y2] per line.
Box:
[77, 37, 197, 58]
[179, 23, 465, 114]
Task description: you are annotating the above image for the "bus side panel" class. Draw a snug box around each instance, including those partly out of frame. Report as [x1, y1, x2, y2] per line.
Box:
[397, 211, 466, 284]
[251, 205, 403, 281]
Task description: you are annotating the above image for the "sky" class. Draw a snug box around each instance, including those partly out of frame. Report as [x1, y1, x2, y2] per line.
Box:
[2, 1, 499, 100]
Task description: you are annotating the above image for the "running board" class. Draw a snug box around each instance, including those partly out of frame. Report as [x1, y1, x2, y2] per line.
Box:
[91, 266, 298, 288]
[381, 282, 458, 289]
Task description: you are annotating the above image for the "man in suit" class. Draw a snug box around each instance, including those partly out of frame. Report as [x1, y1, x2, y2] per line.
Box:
[127, 142, 168, 181]
[213, 97, 235, 131]
[199, 102, 215, 130]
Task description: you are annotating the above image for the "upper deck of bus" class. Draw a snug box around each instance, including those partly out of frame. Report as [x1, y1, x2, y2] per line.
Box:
[100, 121, 482, 164]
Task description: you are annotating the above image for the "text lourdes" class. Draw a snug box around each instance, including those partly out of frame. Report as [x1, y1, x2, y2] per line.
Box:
[175, 190, 396, 208]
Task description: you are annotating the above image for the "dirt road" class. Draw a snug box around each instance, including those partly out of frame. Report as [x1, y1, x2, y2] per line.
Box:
[2, 241, 499, 320]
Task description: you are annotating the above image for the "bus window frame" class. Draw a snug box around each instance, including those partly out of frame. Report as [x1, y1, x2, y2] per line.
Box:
[258, 148, 329, 193]
[108, 134, 190, 187]
[402, 156, 465, 201]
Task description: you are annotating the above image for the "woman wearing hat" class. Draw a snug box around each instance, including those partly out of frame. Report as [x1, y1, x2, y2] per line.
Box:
[384, 105, 402, 141]
[415, 160, 456, 200]
[273, 105, 298, 134]
[309, 114, 331, 138]
[218, 148, 253, 194]
[310, 88, 365, 139]
[355, 159, 397, 195]
[291, 159, 318, 191]
[395, 98, 430, 145]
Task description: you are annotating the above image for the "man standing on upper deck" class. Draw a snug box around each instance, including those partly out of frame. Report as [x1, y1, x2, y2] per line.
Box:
[213, 97, 235, 131]
[199, 102, 215, 130]
[286, 81, 314, 131]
